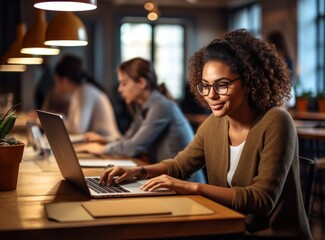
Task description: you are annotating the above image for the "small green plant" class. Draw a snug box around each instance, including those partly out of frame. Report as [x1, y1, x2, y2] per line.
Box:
[298, 91, 312, 98]
[0, 104, 21, 146]
[317, 91, 325, 98]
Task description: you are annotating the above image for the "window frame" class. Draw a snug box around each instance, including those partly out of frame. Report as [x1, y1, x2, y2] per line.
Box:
[316, 0, 325, 94]
[118, 17, 187, 100]
[227, 1, 261, 38]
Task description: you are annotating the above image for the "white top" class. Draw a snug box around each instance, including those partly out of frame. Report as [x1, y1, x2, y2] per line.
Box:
[227, 141, 245, 187]
[66, 83, 121, 140]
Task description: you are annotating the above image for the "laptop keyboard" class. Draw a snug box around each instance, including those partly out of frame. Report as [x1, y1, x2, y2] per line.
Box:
[86, 177, 130, 194]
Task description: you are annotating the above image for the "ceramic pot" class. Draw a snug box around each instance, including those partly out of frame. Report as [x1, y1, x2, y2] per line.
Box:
[317, 98, 325, 113]
[0, 143, 24, 191]
[296, 97, 309, 112]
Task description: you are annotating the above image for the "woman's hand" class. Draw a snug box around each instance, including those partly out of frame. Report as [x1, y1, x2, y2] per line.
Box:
[74, 142, 106, 155]
[84, 132, 107, 144]
[99, 166, 140, 185]
[140, 174, 200, 194]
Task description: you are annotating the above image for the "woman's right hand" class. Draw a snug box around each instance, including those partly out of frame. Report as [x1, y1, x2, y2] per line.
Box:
[84, 131, 107, 144]
[99, 166, 141, 186]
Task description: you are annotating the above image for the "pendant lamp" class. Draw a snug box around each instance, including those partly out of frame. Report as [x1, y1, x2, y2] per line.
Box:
[7, 23, 43, 65]
[21, 9, 60, 55]
[0, 54, 26, 72]
[0, 64, 26, 72]
[45, 12, 88, 47]
[34, 0, 97, 11]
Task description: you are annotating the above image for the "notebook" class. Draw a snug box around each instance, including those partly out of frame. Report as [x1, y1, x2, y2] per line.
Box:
[36, 110, 176, 198]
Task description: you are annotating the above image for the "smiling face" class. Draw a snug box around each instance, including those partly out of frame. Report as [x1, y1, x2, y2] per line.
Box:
[201, 61, 249, 118]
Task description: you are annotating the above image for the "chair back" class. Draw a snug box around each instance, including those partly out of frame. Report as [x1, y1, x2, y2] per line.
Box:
[299, 156, 315, 216]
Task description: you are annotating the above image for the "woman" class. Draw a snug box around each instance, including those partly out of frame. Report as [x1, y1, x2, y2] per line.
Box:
[78, 57, 206, 182]
[99, 30, 312, 239]
[45, 55, 121, 140]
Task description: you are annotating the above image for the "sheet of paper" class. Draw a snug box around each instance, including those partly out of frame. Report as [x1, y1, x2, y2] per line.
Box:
[79, 159, 137, 168]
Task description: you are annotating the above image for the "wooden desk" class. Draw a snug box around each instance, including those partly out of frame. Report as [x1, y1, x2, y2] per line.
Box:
[0, 160, 245, 240]
[296, 128, 325, 141]
[289, 110, 325, 121]
[294, 119, 325, 141]
[294, 120, 325, 158]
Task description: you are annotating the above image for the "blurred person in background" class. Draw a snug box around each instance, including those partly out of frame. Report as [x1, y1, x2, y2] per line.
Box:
[43, 54, 121, 141]
[266, 30, 296, 108]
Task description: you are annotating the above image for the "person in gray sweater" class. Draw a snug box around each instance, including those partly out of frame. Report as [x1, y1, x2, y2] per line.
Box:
[77, 57, 206, 183]
[99, 30, 312, 239]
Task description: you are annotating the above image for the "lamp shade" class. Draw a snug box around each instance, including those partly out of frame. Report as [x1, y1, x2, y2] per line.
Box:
[7, 23, 43, 65]
[34, 0, 97, 11]
[21, 9, 60, 55]
[0, 54, 26, 72]
[45, 12, 88, 47]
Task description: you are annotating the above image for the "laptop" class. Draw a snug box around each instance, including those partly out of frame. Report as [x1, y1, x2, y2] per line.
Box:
[29, 123, 51, 155]
[36, 110, 175, 198]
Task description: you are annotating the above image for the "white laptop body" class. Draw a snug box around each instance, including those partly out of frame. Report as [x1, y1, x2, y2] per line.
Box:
[37, 110, 175, 198]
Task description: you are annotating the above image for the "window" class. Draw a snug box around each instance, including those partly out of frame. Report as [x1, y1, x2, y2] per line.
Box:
[297, 0, 317, 96]
[297, 0, 325, 96]
[121, 23, 152, 61]
[316, 0, 325, 94]
[120, 21, 185, 100]
[228, 2, 261, 37]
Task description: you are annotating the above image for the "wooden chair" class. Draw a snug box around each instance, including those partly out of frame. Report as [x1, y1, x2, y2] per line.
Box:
[299, 156, 315, 217]
[314, 158, 325, 221]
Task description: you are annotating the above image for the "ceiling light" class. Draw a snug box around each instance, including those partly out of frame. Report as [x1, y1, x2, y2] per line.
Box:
[144, 2, 154, 11]
[144, 1, 160, 21]
[0, 54, 26, 72]
[45, 12, 88, 47]
[0, 64, 26, 72]
[34, 0, 97, 11]
[6, 23, 43, 65]
[147, 11, 159, 21]
[21, 9, 60, 55]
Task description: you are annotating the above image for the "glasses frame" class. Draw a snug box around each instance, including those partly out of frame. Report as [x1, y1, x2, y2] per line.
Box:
[196, 77, 241, 96]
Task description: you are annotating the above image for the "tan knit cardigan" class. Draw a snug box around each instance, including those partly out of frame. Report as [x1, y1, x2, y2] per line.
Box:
[162, 107, 312, 239]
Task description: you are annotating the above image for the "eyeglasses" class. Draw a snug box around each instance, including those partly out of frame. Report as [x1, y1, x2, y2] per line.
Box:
[196, 77, 241, 96]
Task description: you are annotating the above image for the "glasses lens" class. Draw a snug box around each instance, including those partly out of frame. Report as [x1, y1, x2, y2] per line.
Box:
[197, 83, 209, 96]
[213, 81, 229, 95]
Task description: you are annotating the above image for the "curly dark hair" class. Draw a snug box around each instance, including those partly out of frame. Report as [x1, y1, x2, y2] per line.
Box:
[188, 29, 292, 111]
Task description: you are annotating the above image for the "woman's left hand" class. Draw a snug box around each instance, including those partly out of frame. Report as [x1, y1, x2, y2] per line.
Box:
[140, 174, 199, 194]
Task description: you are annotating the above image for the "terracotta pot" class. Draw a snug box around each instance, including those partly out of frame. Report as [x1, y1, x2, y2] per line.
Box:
[318, 98, 325, 113]
[296, 97, 309, 112]
[0, 143, 24, 191]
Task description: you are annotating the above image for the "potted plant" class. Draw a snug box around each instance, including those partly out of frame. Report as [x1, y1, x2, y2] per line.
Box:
[295, 91, 312, 112]
[0, 104, 24, 191]
[317, 92, 325, 113]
